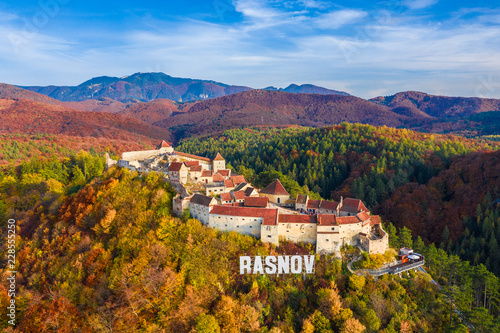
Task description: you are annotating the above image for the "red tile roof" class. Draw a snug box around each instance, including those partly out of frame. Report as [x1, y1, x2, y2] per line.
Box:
[317, 214, 361, 226]
[320, 200, 338, 211]
[168, 162, 185, 172]
[337, 216, 362, 225]
[158, 140, 172, 148]
[232, 190, 246, 200]
[213, 173, 224, 182]
[357, 211, 371, 222]
[244, 196, 268, 208]
[220, 193, 233, 202]
[190, 165, 203, 172]
[210, 206, 278, 225]
[175, 151, 211, 162]
[307, 200, 321, 209]
[278, 214, 317, 224]
[184, 160, 199, 167]
[316, 215, 337, 226]
[214, 152, 225, 161]
[224, 179, 235, 188]
[260, 179, 289, 196]
[218, 169, 231, 177]
[342, 198, 368, 213]
[201, 170, 212, 177]
[296, 194, 308, 205]
[370, 215, 382, 226]
[231, 175, 247, 185]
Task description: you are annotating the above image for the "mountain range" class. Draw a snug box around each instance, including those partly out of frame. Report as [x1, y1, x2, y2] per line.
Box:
[21, 72, 349, 103]
[1, 73, 499, 144]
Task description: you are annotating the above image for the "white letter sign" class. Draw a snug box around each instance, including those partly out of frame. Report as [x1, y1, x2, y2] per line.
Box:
[239, 255, 315, 275]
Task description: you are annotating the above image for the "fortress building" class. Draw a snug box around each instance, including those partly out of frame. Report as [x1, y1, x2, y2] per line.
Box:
[115, 142, 389, 257]
[190, 190, 388, 257]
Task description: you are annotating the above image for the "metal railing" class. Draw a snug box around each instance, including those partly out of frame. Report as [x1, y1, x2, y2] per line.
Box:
[351, 259, 424, 277]
[390, 260, 425, 274]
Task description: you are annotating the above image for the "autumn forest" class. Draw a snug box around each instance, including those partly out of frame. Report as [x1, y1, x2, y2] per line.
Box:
[0, 122, 499, 332]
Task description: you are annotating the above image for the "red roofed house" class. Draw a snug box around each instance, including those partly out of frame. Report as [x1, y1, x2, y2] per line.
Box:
[168, 162, 188, 184]
[218, 169, 231, 179]
[231, 190, 246, 203]
[340, 198, 368, 215]
[220, 192, 233, 204]
[157, 140, 174, 153]
[295, 194, 309, 211]
[174, 151, 212, 170]
[260, 179, 290, 204]
[212, 152, 226, 173]
[200, 170, 213, 184]
[188, 165, 203, 181]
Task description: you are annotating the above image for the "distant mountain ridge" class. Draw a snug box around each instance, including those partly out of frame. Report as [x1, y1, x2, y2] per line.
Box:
[20, 72, 350, 103]
[370, 91, 500, 118]
[263, 84, 349, 96]
[21, 72, 253, 103]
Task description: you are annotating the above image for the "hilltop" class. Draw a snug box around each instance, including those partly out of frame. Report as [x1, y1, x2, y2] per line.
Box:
[0, 98, 172, 142]
[155, 90, 408, 139]
[263, 83, 349, 96]
[370, 91, 500, 118]
[0, 83, 66, 107]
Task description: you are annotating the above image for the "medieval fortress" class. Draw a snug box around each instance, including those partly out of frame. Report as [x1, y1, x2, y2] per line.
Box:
[108, 141, 389, 256]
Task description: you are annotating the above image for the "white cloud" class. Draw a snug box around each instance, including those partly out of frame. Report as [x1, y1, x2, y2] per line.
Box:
[314, 9, 367, 29]
[233, 0, 307, 31]
[0, 11, 18, 22]
[298, 0, 327, 9]
[403, 0, 439, 10]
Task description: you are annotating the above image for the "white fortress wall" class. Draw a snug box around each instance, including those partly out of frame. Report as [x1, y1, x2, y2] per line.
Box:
[209, 214, 263, 238]
[316, 232, 341, 256]
[122, 150, 162, 161]
[261, 225, 279, 245]
[277, 223, 317, 244]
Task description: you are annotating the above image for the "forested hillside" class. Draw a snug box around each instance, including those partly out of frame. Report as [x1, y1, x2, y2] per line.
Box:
[0, 133, 153, 166]
[177, 124, 500, 273]
[1, 155, 499, 332]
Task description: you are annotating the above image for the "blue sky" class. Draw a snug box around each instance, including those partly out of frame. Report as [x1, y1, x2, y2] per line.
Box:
[0, 0, 499, 98]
